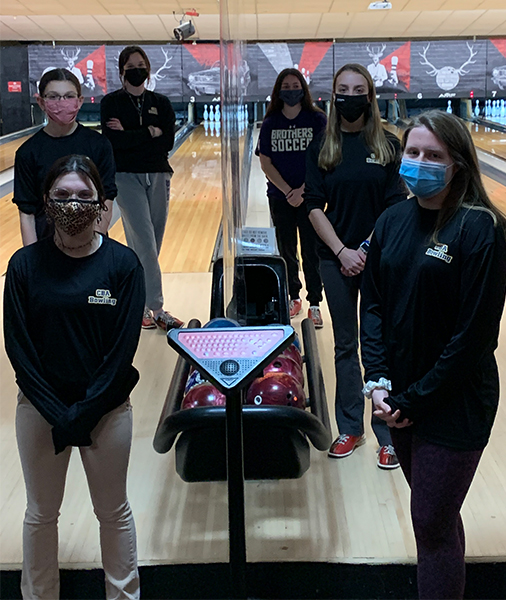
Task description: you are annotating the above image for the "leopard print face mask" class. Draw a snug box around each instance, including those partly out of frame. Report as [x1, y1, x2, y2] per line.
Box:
[46, 200, 101, 236]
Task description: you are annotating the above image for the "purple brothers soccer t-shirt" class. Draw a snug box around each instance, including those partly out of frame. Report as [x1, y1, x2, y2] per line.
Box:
[258, 109, 327, 201]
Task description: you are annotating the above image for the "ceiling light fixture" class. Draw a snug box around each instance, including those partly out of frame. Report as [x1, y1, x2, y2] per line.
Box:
[368, 1, 392, 9]
[173, 10, 197, 41]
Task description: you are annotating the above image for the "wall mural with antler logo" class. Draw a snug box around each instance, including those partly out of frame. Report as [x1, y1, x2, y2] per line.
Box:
[104, 45, 182, 97]
[25, 39, 504, 103]
[410, 40, 487, 98]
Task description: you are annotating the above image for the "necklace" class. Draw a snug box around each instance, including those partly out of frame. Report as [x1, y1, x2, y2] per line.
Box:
[55, 231, 97, 251]
[127, 90, 145, 126]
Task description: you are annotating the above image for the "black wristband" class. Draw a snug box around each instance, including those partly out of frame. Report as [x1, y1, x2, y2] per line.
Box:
[336, 245, 345, 258]
[285, 188, 293, 197]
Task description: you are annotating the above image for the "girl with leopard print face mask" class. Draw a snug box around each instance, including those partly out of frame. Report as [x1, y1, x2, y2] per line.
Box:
[5, 154, 144, 599]
[44, 155, 105, 256]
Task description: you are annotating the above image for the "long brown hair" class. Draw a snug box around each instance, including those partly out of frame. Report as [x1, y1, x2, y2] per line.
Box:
[264, 68, 324, 119]
[402, 110, 506, 240]
[318, 63, 396, 170]
[43, 154, 107, 211]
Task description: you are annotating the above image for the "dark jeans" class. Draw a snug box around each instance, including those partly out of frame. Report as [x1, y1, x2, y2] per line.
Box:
[320, 258, 392, 446]
[268, 196, 323, 306]
[391, 428, 483, 600]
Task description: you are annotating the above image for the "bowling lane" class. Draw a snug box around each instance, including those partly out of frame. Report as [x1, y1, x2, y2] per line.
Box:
[465, 121, 506, 161]
[385, 120, 506, 162]
[110, 124, 244, 274]
[0, 133, 34, 173]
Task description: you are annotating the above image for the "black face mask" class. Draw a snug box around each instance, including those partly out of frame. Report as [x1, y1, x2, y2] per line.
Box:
[279, 89, 304, 107]
[123, 67, 149, 87]
[334, 94, 370, 123]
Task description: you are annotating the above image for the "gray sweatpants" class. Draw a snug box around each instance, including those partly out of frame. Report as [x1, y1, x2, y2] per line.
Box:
[115, 172, 171, 311]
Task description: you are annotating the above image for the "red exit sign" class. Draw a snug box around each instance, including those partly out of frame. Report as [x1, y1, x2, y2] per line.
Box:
[8, 81, 22, 92]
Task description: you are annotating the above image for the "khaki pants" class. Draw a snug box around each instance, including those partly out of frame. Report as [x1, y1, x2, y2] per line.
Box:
[16, 394, 140, 600]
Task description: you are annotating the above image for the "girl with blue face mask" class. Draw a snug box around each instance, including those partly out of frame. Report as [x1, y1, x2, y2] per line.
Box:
[399, 124, 455, 205]
[360, 110, 506, 599]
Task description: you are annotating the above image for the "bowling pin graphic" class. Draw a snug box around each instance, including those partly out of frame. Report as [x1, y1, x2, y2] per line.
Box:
[474, 99, 480, 117]
[203, 104, 209, 122]
[86, 60, 95, 90]
[446, 100, 452, 114]
[245, 104, 249, 123]
[390, 56, 399, 85]
[215, 103, 221, 124]
[209, 105, 215, 122]
[501, 99, 505, 118]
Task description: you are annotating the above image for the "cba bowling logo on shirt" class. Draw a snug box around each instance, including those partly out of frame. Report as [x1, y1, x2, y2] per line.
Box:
[271, 128, 314, 152]
[88, 289, 117, 306]
[426, 244, 453, 264]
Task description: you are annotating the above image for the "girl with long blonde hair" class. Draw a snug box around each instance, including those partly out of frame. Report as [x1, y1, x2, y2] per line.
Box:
[304, 63, 406, 468]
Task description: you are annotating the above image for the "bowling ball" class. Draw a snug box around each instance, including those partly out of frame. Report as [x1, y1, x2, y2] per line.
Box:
[184, 369, 206, 395]
[203, 317, 241, 328]
[279, 344, 303, 367]
[263, 356, 304, 386]
[182, 383, 226, 409]
[246, 373, 306, 409]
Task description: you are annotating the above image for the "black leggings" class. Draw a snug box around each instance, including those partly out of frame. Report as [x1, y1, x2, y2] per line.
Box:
[391, 428, 483, 599]
[268, 196, 322, 306]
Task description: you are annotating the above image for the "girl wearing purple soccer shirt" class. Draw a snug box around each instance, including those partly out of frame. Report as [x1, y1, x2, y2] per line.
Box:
[258, 68, 327, 328]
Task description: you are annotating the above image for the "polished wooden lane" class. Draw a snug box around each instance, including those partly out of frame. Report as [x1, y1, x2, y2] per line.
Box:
[1, 143, 506, 570]
[0, 126, 226, 275]
[465, 121, 506, 161]
[109, 125, 224, 274]
[0, 135, 32, 173]
[0, 192, 22, 275]
[385, 121, 506, 161]
[1, 271, 506, 567]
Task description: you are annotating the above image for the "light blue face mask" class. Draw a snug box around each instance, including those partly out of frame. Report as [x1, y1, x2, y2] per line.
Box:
[400, 157, 453, 199]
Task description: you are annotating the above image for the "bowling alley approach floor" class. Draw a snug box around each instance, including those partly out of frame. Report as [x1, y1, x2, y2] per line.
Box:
[1, 272, 506, 576]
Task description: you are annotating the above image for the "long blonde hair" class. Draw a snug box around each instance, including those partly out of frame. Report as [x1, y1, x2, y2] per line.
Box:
[402, 110, 506, 241]
[318, 63, 396, 171]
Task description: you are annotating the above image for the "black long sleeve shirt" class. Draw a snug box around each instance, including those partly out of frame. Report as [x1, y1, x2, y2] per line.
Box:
[304, 130, 407, 260]
[4, 235, 145, 453]
[13, 124, 117, 216]
[100, 88, 175, 173]
[360, 198, 506, 450]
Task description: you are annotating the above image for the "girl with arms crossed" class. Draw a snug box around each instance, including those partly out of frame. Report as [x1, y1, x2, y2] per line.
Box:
[101, 45, 183, 331]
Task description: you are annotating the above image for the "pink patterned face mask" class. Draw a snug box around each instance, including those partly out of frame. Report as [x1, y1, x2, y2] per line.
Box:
[43, 98, 81, 126]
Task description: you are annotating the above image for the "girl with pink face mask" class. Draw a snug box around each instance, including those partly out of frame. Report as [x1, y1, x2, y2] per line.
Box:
[13, 69, 117, 246]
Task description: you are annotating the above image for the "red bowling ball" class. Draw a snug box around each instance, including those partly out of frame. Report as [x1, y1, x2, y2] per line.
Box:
[263, 355, 304, 386]
[279, 344, 303, 367]
[246, 373, 306, 409]
[181, 382, 226, 409]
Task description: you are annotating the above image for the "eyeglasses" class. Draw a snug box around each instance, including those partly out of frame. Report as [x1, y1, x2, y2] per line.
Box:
[43, 94, 79, 101]
[49, 188, 98, 202]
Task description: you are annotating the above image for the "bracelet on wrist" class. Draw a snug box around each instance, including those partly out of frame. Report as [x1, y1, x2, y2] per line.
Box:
[285, 188, 293, 197]
[336, 245, 346, 258]
[362, 378, 392, 398]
